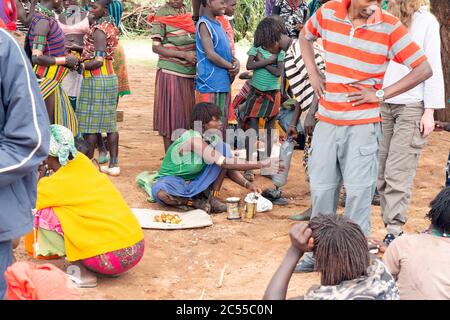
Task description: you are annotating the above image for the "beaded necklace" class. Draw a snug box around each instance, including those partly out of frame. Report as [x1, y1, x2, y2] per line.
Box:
[35, 3, 56, 18]
[424, 228, 450, 238]
[96, 15, 115, 25]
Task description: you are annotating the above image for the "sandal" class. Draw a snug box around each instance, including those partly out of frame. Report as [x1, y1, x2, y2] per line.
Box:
[243, 170, 255, 181]
[100, 166, 121, 176]
[187, 198, 211, 213]
[210, 197, 227, 213]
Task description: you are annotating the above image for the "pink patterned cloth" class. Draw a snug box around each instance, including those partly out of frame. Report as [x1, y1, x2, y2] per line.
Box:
[81, 240, 145, 276]
[34, 208, 64, 236]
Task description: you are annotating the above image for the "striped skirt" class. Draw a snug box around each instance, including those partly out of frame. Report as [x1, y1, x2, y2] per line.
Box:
[77, 75, 119, 134]
[113, 42, 131, 97]
[231, 80, 252, 125]
[195, 91, 231, 128]
[153, 70, 195, 137]
[238, 86, 281, 126]
[38, 77, 79, 137]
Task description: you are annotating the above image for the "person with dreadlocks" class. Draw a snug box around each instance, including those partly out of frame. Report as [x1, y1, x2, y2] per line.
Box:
[263, 215, 399, 300]
[238, 17, 287, 182]
[77, 0, 120, 175]
[383, 187, 450, 299]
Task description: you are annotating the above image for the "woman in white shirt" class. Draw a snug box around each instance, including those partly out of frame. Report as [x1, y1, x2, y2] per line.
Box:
[378, 0, 445, 246]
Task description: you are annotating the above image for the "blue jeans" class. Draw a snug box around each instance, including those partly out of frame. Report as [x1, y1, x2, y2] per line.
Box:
[0, 241, 13, 299]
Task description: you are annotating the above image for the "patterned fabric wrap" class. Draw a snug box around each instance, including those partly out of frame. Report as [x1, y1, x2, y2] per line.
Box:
[238, 86, 281, 127]
[95, 50, 107, 57]
[81, 239, 145, 276]
[195, 91, 231, 129]
[112, 42, 131, 97]
[304, 259, 400, 300]
[32, 35, 47, 51]
[230, 80, 252, 125]
[81, 19, 118, 61]
[83, 59, 115, 78]
[28, 12, 66, 57]
[150, 4, 196, 76]
[49, 124, 78, 166]
[77, 74, 119, 134]
[153, 69, 195, 137]
[37, 65, 79, 136]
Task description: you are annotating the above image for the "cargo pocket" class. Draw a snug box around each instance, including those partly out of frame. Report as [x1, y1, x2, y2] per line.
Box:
[359, 143, 378, 157]
[353, 143, 379, 186]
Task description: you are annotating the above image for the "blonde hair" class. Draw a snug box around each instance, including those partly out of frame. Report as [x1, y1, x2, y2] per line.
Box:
[387, 0, 425, 28]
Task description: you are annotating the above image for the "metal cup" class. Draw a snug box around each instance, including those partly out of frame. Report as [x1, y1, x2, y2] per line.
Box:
[226, 197, 241, 220]
[244, 200, 256, 219]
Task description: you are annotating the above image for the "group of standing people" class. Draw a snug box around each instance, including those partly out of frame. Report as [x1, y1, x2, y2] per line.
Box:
[150, 0, 448, 299]
[17, 0, 130, 175]
[0, 0, 146, 298]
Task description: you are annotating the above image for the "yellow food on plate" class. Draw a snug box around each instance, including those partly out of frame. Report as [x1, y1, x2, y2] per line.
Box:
[154, 213, 182, 224]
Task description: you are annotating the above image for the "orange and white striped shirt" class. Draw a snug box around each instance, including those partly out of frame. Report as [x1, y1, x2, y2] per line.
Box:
[302, 0, 427, 126]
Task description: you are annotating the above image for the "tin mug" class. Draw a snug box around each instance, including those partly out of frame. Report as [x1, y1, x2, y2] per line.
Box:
[226, 197, 241, 220]
[244, 201, 256, 219]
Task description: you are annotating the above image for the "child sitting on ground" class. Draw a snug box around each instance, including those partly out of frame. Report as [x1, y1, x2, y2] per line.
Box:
[239, 17, 288, 181]
[382, 187, 450, 299]
[264, 215, 400, 300]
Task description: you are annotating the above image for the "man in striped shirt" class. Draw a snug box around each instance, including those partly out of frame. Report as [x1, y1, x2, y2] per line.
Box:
[298, 0, 432, 241]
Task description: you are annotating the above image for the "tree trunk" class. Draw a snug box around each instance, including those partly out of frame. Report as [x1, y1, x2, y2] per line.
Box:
[430, 0, 450, 121]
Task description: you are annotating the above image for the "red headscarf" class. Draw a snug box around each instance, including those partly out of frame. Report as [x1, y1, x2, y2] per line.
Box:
[147, 13, 196, 34]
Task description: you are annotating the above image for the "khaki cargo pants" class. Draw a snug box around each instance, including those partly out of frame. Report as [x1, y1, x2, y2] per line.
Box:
[377, 102, 427, 236]
[309, 121, 382, 236]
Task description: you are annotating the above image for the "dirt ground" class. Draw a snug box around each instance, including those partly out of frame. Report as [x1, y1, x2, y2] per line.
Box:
[15, 41, 450, 300]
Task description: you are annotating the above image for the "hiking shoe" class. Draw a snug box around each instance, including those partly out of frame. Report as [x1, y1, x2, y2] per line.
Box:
[294, 252, 315, 273]
[383, 232, 402, 247]
[372, 193, 381, 206]
[271, 197, 289, 206]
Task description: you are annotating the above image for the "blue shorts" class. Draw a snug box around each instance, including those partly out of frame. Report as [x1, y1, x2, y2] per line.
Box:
[0, 241, 13, 300]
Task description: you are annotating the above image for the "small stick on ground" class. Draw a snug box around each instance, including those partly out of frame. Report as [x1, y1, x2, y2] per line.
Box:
[199, 288, 206, 300]
[216, 264, 228, 288]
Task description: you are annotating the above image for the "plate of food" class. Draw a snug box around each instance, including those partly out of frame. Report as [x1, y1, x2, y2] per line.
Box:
[131, 208, 213, 230]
